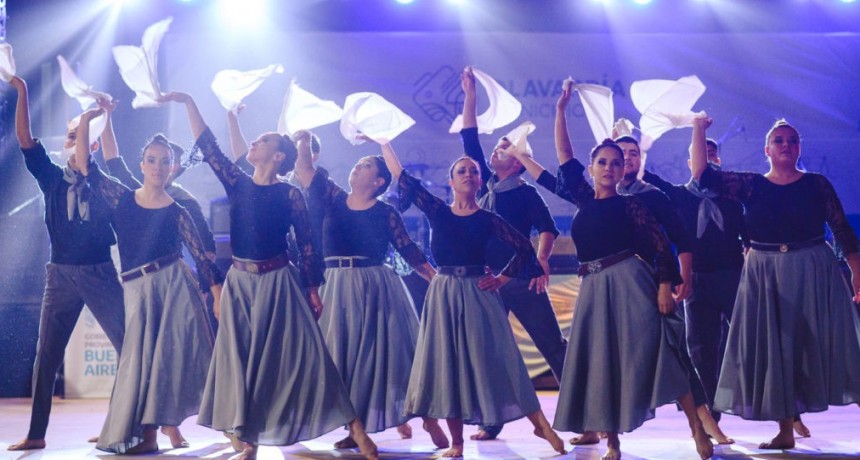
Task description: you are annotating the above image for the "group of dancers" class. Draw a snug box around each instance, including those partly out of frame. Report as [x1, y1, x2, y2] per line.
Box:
[4, 64, 860, 460]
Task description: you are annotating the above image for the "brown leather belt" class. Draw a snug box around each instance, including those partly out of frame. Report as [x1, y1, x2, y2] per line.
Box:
[577, 250, 635, 277]
[120, 253, 181, 283]
[438, 265, 485, 277]
[232, 253, 291, 275]
[750, 236, 825, 253]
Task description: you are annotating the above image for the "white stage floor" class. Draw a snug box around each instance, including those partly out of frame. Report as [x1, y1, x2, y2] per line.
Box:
[1, 393, 858, 459]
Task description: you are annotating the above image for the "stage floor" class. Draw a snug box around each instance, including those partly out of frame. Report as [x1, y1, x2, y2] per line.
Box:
[1, 393, 858, 459]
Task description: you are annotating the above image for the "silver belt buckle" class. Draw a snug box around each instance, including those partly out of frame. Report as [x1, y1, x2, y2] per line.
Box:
[587, 260, 603, 274]
[454, 266, 467, 276]
[779, 244, 789, 253]
[247, 262, 259, 274]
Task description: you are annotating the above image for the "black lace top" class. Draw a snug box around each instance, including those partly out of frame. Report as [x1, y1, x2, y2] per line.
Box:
[397, 171, 542, 279]
[194, 128, 324, 287]
[558, 161, 681, 284]
[307, 168, 427, 267]
[105, 157, 216, 253]
[701, 168, 859, 254]
[85, 166, 224, 291]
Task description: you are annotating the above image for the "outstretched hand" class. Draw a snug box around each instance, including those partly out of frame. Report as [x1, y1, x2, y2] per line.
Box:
[158, 91, 192, 104]
[95, 96, 118, 114]
[461, 66, 476, 94]
[692, 115, 713, 130]
[557, 78, 574, 111]
[80, 106, 105, 122]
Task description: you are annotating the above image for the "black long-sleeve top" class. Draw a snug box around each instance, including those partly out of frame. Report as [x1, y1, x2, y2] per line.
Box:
[460, 128, 559, 271]
[105, 157, 216, 253]
[307, 167, 427, 267]
[194, 128, 324, 287]
[701, 168, 859, 254]
[540, 159, 693, 256]
[85, 165, 224, 291]
[21, 140, 116, 265]
[558, 160, 681, 284]
[642, 169, 747, 272]
[398, 171, 542, 279]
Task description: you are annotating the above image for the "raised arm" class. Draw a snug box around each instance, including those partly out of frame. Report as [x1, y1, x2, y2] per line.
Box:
[459, 67, 492, 190]
[74, 108, 103, 177]
[555, 80, 575, 165]
[9, 76, 35, 149]
[690, 116, 712, 181]
[292, 129, 317, 189]
[226, 109, 249, 162]
[97, 99, 143, 189]
[161, 91, 208, 141]
[379, 141, 404, 180]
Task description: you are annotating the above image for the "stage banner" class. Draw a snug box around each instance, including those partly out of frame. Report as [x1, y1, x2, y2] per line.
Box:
[162, 31, 860, 218]
[63, 306, 118, 398]
[510, 274, 579, 378]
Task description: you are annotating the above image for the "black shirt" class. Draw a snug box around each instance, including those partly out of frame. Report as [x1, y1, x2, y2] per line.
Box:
[195, 128, 324, 287]
[643, 169, 746, 272]
[22, 140, 115, 265]
[460, 127, 559, 272]
[398, 171, 542, 278]
[701, 168, 859, 254]
[307, 167, 427, 267]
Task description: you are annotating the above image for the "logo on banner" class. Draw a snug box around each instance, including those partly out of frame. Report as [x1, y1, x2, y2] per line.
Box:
[413, 65, 463, 125]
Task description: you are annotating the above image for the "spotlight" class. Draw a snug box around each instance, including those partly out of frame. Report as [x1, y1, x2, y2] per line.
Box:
[218, 0, 267, 27]
[632, 0, 652, 4]
[395, 0, 415, 4]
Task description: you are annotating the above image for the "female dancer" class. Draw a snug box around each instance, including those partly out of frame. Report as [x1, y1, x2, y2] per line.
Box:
[377, 141, 566, 458]
[160, 92, 377, 460]
[291, 131, 449, 450]
[694, 117, 860, 449]
[550, 138, 713, 460]
[73, 108, 223, 454]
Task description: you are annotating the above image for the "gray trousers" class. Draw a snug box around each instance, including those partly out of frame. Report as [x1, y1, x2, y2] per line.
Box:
[482, 277, 568, 434]
[684, 268, 742, 421]
[27, 262, 125, 440]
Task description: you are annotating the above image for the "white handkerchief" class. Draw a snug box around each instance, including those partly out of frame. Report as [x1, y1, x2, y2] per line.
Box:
[0, 43, 16, 82]
[277, 80, 344, 136]
[631, 75, 706, 147]
[57, 55, 113, 111]
[501, 121, 536, 157]
[211, 64, 284, 113]
[613, 118, 636, 138]
[112, 17, 172, 109]
[449, 67, 521, 134]
[67, 113, 108, 143]
[340, 92, 415, 145]
[573, 80, 614, 144]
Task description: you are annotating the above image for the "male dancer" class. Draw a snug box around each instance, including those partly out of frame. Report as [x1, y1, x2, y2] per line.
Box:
[7, 76, 125, 451]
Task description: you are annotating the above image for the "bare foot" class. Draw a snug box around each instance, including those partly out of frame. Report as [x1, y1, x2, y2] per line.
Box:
[470, 429, 496, 441]
[603, 435, 621, 460]
[698, 406, 734, 445]
[759, 431, 795, 450]
[692, 428, 715, 460]
[160, 426, 189, 448]
[334, 436, 358, 449]
[570, 431, 600, 445]
[350, 429, 378, 460]
[87, 436, 98, 443]
[7, 439, 46, 451]
[423, 419, 450, 449]
[442, 443, 464, 457]
[229, 445, 257, 460]
[793, 419, 811, 438]
[227, 432, 246, 453]
[533, 424, 566, 455]
[125, 438, 159, 455]
[396, 423, 413, 439]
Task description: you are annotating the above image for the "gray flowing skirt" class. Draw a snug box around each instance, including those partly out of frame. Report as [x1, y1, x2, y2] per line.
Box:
[714, 244, 860, 420]
[318, 265, 420, 433]
[97, 261, 214, 453]
[197, 265, 356, 445]
[553, 257, 690, 434]
[403, 273, 540, 425]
